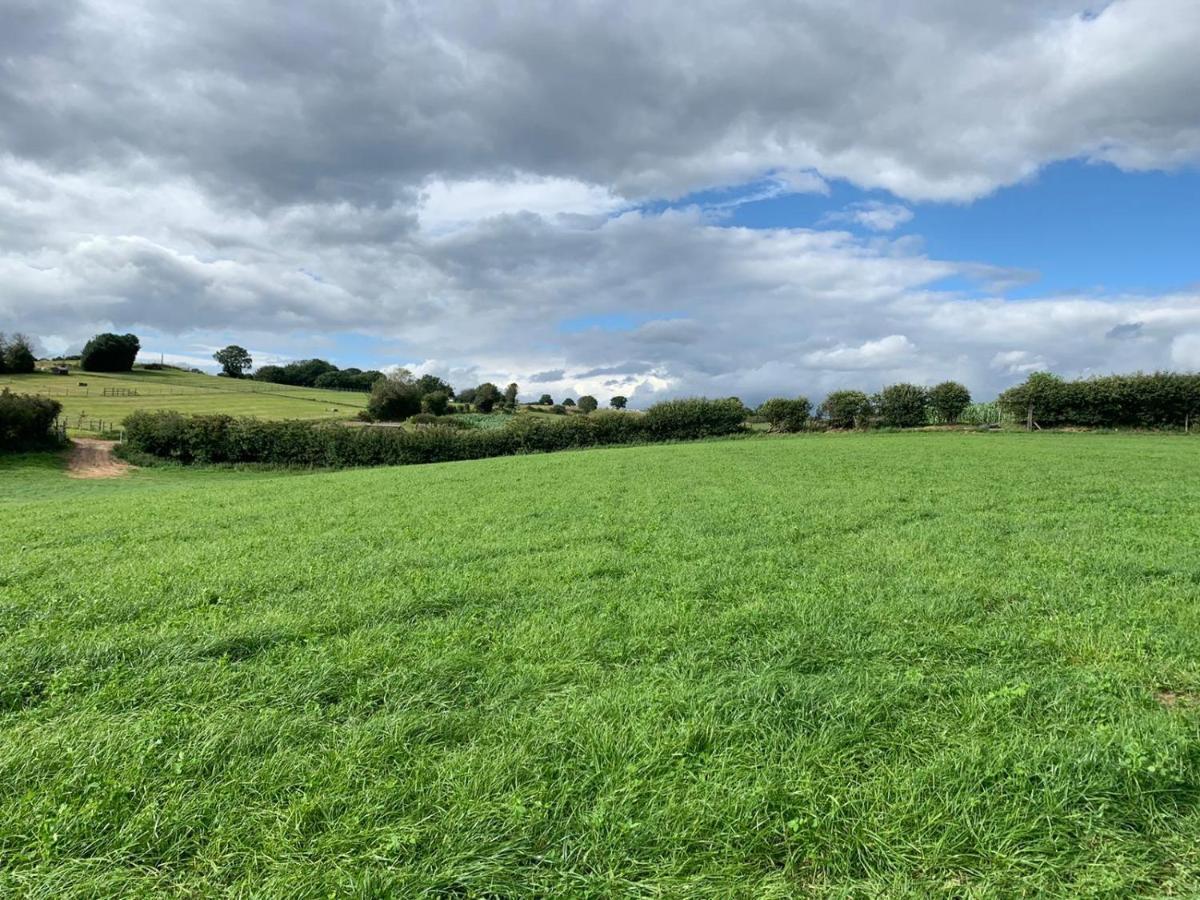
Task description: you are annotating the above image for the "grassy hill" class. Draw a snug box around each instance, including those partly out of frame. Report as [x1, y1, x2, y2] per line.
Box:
[4, 434, 1200, 895]
[1, 364, 369, 434]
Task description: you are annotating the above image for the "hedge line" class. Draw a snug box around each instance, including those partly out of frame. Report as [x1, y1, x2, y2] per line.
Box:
[999, 372, 1200, 428]
[0, 389, 63, 452]
[121, 398, 747, 467]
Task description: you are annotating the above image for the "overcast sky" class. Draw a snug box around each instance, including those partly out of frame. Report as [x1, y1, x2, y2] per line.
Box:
[3, 0, 1199, 404]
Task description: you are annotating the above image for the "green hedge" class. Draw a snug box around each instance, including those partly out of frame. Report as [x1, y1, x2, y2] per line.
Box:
[0, 390, 63, 451]
[999, 372, 1200, 428]
[122, 398, 746, 467]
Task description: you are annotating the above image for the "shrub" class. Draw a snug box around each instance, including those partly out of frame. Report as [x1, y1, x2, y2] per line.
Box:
[819, 390, 873, 429]
[758, 397, 811, 433]
[367, 378, 422, 421]
[875, 383, 928, 428]
[641, 397, 746, 440]
[407, 413, 439, 426]
[80, 333, 140, 372]
[0, 390, 62, 451]
[422, 391, 451, 416]
[999, 371, 1200, 428]
[927, 381, 972, 424]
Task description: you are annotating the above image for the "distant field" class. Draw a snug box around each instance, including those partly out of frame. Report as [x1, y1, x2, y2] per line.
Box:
[1, 366, 368, 433]
[4, 433, 1200, 895]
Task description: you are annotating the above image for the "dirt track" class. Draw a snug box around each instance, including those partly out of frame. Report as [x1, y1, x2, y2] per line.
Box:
[67, 439, 132, 479]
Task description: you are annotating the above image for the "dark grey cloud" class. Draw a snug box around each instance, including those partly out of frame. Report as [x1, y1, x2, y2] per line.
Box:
[528, 369, 566, 383]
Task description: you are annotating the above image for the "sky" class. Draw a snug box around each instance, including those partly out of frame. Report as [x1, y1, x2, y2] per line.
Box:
[2, 0, 1199, 406]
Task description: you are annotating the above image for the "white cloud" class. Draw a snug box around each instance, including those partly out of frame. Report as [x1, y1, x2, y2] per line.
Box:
[822, 202, 915, 232]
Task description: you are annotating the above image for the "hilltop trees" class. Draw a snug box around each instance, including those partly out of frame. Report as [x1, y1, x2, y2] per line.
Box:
[81, 333, 140, 372]
[609, 395, 627, 409]
[562, 398, 576, 407]
[214, 345, 253, 378]
[577, 395, 598, 413]
[928, 381, 972, 424]
[538, 394, 554, 406]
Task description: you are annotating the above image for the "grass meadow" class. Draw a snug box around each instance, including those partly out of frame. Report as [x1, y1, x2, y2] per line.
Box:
[1, 367, 368, 433]
[3, 433, 1200, 895]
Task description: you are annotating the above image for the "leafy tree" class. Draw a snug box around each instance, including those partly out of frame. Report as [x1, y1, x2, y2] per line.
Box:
[213, 345, 253, 378]
[758, 396, 811, 432]
[422, 390, 450, 416]
[819, 390, 873, 429]
[609, 395, 628, 409]
[3, 333, 36, 374]
[504, 382, 519, 410]
[314, 369, 385, 391]
[927, 381, 972, 424]
[562, 398, 576, 407]
[254, 364, 286, 383]
[81, 333, 140, 372]
[474, 382, 501, 413]
[416, 374, 455, 398]
[253, 358, 337, 387]
[875, 383, 928, 427]
[0, 333, 7, 375]
[367, 375, 422, 421]
[538, 393, 554, 406]
[456, 387, 477, 405]
[577, 395, 598, 413]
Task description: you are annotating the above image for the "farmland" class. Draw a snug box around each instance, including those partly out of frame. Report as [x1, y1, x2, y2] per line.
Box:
[1, 366, 368, 433]
[3, 432, 1200, 896]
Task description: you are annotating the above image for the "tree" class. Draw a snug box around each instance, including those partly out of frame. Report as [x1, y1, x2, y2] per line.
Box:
[213, 345, 253, 378]
[758, 396, 811, 432]
[562, 398, 576, 407]
[538, 393, 554, 406]
[81, 333, 140, 372]
[609, 395, 628, 409]
[3, 333, 36, 374]
[927, 381, 972, 424]
[254, 364, 286, 383]
[875, 383, 928, 427]
[503, 382, 519, 410]
[474, 382, 501, 413]
[0, 334, 7, 375]
[577, 395, 598, 413]
[422, 390, 450, 416]
[367, 374, 422, 421]
[456, 387, 477, 405]
[416, 374, 455, 398]
[819, 390, 873, 429]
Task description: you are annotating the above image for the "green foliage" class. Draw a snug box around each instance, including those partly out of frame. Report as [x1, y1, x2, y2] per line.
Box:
[875, 383, 928, 428]
[213, 345, 253, 378]
[503, 382, 519, 410]
[577, 395, 598, 413]
[538, 394, 554, 406]
[757, 396, 811, 432]
[415, 374, 456, 399]
[2, 333, 37, 374]
[0, 389, 62, 450]
[367, 377, 422, 422]
[819, 390, 874, 429]
[609, 395, 628, 409]
[313, 369, 385, 391]
[927, 381, 972, 424]
[421, 391, 451, 416]
[562, 397, 576, 407]
[123, 397, 747, 467]
[474, 383, 501, 413]
[999, 371, 1200, 428]
[253, 358, 338, 387]
[80, 333, 140, 372]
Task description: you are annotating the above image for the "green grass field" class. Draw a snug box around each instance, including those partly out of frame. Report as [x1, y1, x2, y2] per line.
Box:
[2, 366, 368, 433]
[4, 433, 1200, 896]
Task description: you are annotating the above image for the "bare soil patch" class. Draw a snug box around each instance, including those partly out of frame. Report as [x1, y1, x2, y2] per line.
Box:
[67, 439, 132, 479]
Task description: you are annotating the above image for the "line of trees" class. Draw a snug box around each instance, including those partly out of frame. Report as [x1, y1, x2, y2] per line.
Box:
[998, 372, 1200, 428]
[754, 381, 974, 432]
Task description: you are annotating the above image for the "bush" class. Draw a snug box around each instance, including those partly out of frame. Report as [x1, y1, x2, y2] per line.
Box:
[122, 397, 749, 468]
[875, 383, 928, 428]
[758, 397, 811, 433]
[422, 390, 451, 416]
[641, 398, 747, 440]
[367, 378, 423, 421]
[407, 413, 439, 426]
[927, 381, 972, 424]
[81, 333, 140, 372]
[999, 371, 1200, 428]
[819, 390, 873, 429]
[0, 390, 62, 451]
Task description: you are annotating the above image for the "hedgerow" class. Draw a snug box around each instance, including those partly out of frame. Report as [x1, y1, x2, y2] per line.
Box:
[999, 372, 1200, 428]
[122, 398, 746, 467]
[0, 390, 63, 451]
